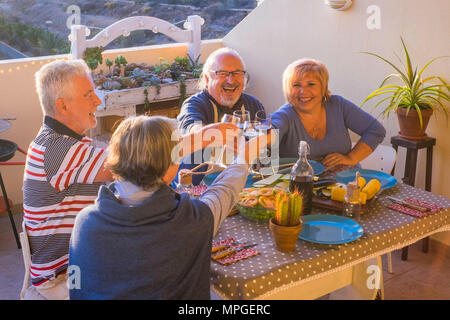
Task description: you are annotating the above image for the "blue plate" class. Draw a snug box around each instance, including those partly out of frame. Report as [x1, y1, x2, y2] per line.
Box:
[299, 214, 364, 244]
[203, 171, 258, 188]
[335, 169, 397, 190]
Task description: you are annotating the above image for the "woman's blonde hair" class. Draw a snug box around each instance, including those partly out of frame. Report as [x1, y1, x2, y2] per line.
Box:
[282, 58, 331, 105]
[105, 115, 179, 190]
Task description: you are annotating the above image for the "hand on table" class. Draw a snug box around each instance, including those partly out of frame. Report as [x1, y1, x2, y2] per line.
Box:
[322, 152, 355, 170]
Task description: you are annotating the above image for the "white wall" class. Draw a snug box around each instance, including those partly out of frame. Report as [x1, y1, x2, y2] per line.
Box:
[224, 0, 449, 196]
[223, 0, 450, 243]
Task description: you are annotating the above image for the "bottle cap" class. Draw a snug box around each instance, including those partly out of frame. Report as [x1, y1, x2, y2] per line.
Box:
[298, 141, 310, 155]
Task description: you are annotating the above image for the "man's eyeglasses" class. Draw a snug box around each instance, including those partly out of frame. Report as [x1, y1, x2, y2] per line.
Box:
[213, 70, 247, 78]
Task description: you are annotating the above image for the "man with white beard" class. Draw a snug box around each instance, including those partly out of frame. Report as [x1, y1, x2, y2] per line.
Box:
[177, 47, 265, 185]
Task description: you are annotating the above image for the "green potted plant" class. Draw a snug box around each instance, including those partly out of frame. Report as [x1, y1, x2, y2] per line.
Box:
[361, 37, 450, 140]
[269, 191, 303, 252]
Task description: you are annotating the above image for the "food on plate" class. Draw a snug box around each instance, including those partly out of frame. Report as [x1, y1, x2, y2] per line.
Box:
[331, 185, 346, 202]
[238, 188, 283, 208]
[258, 188, 274, 196]
[330, 184, 368, 205]
[237, 188, 286, 222]
[258, 196, 276, 209]
[240, 195, 258, 207]
[358, 176, 366, 189]
[361, 178, 381, 200]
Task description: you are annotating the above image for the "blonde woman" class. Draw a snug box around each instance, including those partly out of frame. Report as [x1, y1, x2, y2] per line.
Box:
[272, 58, 386, 169]
[68, 115, 270, 300]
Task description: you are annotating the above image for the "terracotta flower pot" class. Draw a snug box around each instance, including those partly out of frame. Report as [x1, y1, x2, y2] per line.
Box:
[396, 107, 433, 141]
[269, 217, 303, 252]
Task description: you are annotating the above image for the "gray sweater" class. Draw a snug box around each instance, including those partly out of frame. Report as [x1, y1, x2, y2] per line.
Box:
[69, 163, 248, 299]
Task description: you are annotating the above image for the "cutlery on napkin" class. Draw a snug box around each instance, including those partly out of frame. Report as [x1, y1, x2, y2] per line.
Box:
[387, 196, 430, 212]
[212, 244, 258, 261]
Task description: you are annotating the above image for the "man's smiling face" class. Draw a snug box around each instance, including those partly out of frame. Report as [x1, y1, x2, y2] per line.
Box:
[205, 52, 246, 107]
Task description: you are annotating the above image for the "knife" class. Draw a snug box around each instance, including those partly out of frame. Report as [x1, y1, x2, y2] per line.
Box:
[211, 242, 240, 254]
[313, 178, 336, 188]
[386, 196, 430, 212]
[212, 244, 257, 260]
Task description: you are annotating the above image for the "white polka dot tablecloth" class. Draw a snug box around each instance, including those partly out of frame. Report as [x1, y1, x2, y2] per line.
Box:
[211, 183, 450, 300]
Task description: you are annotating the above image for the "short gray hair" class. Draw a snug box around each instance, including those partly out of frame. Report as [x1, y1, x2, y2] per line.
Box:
[198, 47, 247, 91]
[105, 115, 179, 190]
[35, 59, 91, 116]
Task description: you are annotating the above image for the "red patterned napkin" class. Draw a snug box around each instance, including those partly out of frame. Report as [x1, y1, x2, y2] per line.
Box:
[212, 237, 237, 251]
[211, 237, 261, 266]
[387, 198, 442, 217]
[214, 248, 260, 266]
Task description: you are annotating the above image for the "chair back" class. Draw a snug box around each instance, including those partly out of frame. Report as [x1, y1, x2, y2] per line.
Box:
[359, 144, 397, 174]
[20, 221, 31, 300]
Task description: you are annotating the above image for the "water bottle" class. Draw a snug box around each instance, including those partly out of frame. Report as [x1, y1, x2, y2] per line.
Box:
[289, 141, 314, 215]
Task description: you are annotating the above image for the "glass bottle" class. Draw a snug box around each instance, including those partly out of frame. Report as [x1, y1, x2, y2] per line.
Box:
[289, 141, 314, 215]
[343, 172, 361, 220]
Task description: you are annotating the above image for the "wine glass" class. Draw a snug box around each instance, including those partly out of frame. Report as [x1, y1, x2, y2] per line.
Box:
[255, 111, 275, 175]
[214, 114, 241, 166]
[233, 110, 250, 131]
[255, 110, 272, 133]
[243, 120, 261, 140]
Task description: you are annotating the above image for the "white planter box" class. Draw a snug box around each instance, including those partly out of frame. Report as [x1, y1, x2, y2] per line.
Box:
[90, 78, 199, 137]
[95, 78, 199, 115]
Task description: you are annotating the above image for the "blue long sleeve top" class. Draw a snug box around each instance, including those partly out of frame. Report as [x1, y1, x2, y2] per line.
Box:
[272, 95, 386, 161]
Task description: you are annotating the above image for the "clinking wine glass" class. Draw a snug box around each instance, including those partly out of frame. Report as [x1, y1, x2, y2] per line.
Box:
[255, 110, 272, 133]
[255, 111, 275, 175]
[233, 110, 250, 132]
[243, 120, 261, 140]
[215, 114, 241, 167]
[243, 120, 265, 176]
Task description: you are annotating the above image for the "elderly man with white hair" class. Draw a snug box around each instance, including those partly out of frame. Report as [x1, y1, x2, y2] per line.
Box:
[22, 59, 112, 299]
[177, 47, 266, 184]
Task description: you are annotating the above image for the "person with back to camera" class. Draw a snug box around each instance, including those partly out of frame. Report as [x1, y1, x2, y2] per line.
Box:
[68, 115, 271, 299]
[272, 58, 386, 170]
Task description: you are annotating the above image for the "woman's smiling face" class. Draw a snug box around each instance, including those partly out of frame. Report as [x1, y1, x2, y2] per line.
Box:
[289, 72, 324, 112]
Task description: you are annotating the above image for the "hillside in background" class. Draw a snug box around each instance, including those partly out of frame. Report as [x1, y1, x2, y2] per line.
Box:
[0, 0, 258, 59]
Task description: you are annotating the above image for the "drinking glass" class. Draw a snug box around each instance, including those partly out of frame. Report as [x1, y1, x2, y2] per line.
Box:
[233, 110, 250, 131]
[243, 120, 261, 140]
[255, 110, 272, 133]
[255, 111, 275, 175]
[214, 114, 241, 166]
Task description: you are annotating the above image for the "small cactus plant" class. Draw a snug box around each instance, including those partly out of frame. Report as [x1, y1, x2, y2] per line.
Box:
[274, 191, 303, 226]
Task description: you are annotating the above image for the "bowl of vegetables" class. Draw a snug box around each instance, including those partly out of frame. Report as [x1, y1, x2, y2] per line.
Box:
[237, 188, 283, 222]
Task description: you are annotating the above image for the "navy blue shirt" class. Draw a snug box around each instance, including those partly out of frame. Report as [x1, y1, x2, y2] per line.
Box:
[176, 90, 265, 185]
[69, 184, 213, 300]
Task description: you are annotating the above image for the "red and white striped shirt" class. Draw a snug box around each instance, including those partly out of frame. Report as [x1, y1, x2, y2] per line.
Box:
[23, 117, 107, 286]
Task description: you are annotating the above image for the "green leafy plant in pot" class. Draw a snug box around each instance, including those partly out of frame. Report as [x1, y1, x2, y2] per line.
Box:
[361, 37, 450, 140]
[269, 191, 303, 252]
